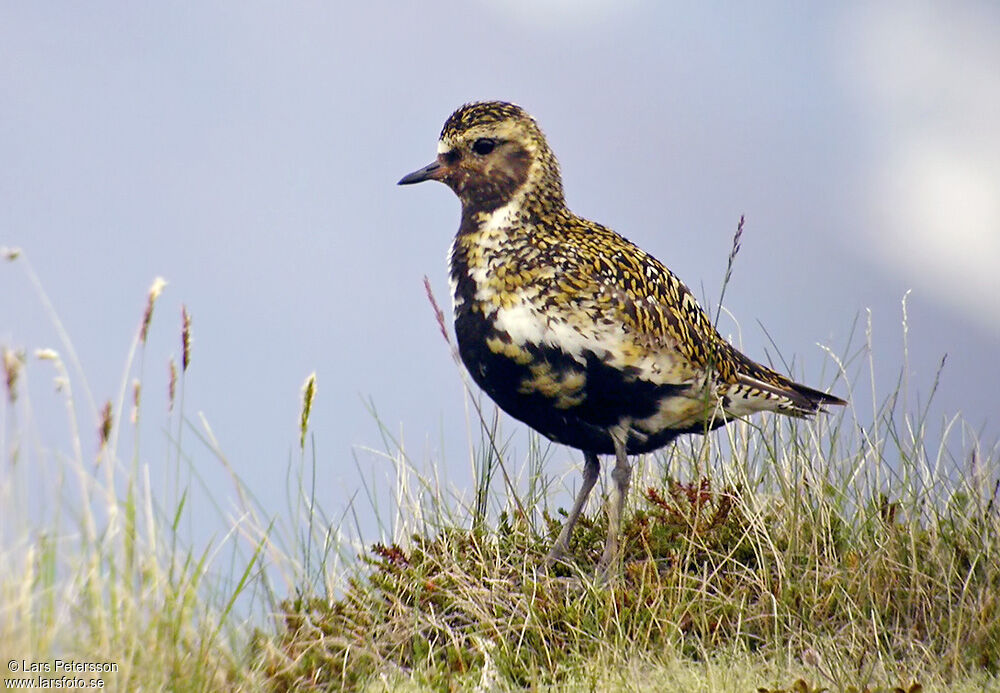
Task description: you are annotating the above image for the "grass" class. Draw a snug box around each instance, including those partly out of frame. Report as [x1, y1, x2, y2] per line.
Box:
[2, 243, 999, 691]
[259, 416, 999, 691]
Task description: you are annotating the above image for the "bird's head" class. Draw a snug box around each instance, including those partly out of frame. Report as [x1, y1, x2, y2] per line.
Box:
[398, 101, 564, 214]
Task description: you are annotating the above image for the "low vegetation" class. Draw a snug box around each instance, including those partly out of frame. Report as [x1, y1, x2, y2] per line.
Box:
[2, 247, 998, 691]
[258, 414, 998, 691]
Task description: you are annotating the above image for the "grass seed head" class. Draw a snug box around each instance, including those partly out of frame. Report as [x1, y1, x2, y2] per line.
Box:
[728, 214, 745, 269]
[168, 357, 177, 412]
[99, 400, 112, 450]
[181, 304, 192, 372]
[423, 276, 452, 347]
[3, 347, 24, 403]
[131, 379, 141, 424]
[35, 348, 59, 362]
[299, 372, 317, 450]
[1, 246, 21, 261]
[140, 277, 168, 344]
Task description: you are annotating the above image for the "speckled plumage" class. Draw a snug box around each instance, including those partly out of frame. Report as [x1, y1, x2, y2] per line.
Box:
[400, 101, 845, 578]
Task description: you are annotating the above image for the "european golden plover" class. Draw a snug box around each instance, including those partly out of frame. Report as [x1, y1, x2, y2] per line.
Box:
[399, 101, 846, 579]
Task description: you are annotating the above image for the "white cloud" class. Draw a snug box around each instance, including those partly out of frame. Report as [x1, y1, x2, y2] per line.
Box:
[880, 142, 1000, 316]
[837, 2, 1000, 332]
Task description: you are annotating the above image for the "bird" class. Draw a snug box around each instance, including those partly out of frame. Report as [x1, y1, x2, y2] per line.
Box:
[398, 101, 846, 580]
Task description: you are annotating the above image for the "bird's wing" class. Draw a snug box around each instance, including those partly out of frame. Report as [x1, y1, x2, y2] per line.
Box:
[564, 222, 734, 378]
[555, 219, 845, 415]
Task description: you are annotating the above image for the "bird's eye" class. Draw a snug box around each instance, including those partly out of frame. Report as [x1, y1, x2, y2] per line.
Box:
[472, 138, 496, 156]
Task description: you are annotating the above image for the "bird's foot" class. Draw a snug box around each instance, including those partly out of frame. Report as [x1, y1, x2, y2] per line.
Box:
[595, 541, 622, 585]
[543, 541, 568, 570]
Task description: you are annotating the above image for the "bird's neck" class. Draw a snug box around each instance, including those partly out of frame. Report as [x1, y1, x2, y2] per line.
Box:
[452, 194, 533, 279]
[460, 198, 521, 237]
[459, 180, 567, 234]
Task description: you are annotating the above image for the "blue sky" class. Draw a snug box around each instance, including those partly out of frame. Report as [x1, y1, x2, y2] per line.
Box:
[3, 2, 998, 553]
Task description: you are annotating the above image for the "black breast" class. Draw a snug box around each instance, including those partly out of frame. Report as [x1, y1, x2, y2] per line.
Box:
[452, 303, 689, 455]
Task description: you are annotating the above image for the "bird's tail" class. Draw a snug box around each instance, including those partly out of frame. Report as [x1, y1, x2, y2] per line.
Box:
[731, 370, 846, 417]
[723, 343, 847, 418]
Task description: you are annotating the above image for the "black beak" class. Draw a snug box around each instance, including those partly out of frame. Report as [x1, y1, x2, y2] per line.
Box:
[398, 160, 443, 185]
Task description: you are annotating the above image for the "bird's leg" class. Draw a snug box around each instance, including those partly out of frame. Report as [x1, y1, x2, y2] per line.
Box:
[597, 433, 631, 582]
[544, 451, 600, 567]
